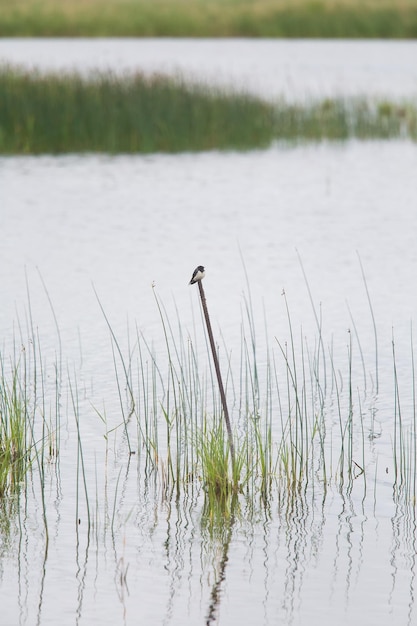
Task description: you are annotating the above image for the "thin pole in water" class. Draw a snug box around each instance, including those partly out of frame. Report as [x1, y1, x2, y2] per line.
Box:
[189, 266, 236, 476]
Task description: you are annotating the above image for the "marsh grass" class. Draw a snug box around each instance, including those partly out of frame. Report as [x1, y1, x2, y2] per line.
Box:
[95, 272, 383, 515]
[0, 67, 274, 154]
[1, 0, 417, 37]
[0, 333, 60, 501]
[274, 98, 417, 142]
[1, 67, 417, 155]
[1, 268, 416, 543]
[0, 279, 62, 537]
[199, 419, 234, 497]
[0, 361, 29, 496]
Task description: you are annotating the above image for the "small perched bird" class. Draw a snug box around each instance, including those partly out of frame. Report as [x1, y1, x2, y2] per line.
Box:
[189, 265, 205, 285]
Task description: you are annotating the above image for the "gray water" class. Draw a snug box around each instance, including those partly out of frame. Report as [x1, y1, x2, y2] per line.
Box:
[1, 40, 417, 626]
[2, 141, 417, 626]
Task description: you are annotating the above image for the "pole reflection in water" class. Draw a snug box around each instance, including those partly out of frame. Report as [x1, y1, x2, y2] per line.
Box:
[202, 494, 237, 625]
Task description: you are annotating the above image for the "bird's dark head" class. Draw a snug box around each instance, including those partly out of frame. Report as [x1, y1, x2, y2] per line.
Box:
[198, 265, 205, 272]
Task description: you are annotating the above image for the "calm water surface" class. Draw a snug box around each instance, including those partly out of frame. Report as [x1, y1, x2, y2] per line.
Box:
[1, 140, 417, 626]
[1, 39, 417, 626]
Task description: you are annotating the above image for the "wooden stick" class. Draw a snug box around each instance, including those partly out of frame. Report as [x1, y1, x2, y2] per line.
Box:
[197, 280, 236, 474]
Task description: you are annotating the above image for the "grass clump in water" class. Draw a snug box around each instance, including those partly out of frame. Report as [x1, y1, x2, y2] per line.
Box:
[119, 278, 374, 503]
[275, 97, 417, 142]
[198, 418, 250, 497]
[0, 364, 29, 497]
[199, 419, 235, 498]
[1, 67, 416, 154]
[0, 288, 62, 502]
[0, 67, 274, 154]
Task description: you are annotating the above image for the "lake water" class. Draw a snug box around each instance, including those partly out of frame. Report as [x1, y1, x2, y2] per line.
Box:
[1, 40, 417, 626]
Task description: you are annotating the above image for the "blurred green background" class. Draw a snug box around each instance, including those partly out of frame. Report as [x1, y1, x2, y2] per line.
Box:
[1, 0, 417, 38]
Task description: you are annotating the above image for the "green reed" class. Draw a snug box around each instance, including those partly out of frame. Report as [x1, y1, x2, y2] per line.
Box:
[1, 67, 417, 155]
[95, 278, 377, 509]
[0, 67, 273, 154]
[0, 331, 60, 502]
[390, 325, 417, 506]
[68, 368, 91, 530]
[392, 330, 405, 493]
[4, 268, 417, 526]
[0, 276, 64, 553]
[0, 358, 28, 496]
[1, 0, 417, 38]
[199, 418, 235, 498]
[274, 98, 417, 142]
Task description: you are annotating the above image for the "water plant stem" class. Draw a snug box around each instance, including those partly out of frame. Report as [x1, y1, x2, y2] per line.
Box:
[197, 280, 236, 479]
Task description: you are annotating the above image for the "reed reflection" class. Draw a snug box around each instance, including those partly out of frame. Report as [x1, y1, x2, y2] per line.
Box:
[389, 499, 416, 626]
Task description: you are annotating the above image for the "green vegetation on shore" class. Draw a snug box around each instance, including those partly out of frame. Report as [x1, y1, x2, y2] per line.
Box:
[1, 0, 417, 38]
[0, 67, 416, 154]
[0, 68, 274, 153]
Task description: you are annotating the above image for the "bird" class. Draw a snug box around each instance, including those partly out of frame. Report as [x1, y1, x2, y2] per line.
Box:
[189, 265, 205, 285]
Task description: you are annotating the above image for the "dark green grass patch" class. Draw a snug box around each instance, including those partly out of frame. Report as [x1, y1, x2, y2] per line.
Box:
[0, 67, 416, 154]
[0, 68, 274, 154]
